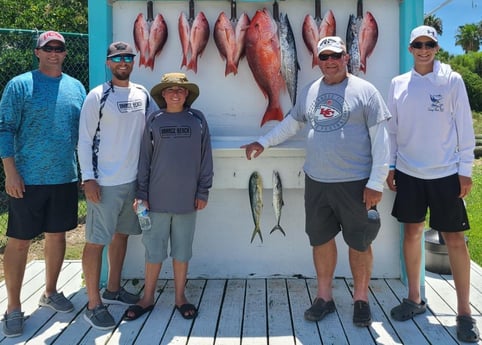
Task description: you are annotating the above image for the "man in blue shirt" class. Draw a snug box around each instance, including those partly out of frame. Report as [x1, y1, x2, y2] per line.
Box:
[0, 31, 86, 338]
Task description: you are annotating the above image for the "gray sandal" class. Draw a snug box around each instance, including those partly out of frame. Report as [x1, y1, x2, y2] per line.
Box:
[390, 298, 426, 321]
[456, 315, 480, 343]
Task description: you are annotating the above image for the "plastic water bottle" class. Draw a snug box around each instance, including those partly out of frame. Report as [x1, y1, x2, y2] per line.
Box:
[367, 208, 380, 222]
[136, 200, 151, 231]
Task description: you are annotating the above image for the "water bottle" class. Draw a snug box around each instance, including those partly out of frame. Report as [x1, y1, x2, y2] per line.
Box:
[136, 200, 151, 231]
[367, 207, 381, 233]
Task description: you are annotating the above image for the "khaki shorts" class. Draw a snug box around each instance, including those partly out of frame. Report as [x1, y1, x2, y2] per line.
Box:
[85, 181, 141, 245]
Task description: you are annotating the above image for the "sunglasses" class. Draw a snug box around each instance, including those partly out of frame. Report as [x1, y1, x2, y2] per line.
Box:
[319, 52, 344, 61]
[410, 41, 438, 49]
[109, 55, 134, 63]
[40, 45, 66, 53]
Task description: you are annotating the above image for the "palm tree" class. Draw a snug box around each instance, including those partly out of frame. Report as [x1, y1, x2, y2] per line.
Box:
[424, 15, 443, 35]
[455, 23, 481, 53]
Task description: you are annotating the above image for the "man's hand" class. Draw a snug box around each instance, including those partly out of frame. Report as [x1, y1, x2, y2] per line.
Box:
[241, 142, 264, 160]
[386, 170, 396, 192]
[363, 187, 382, 210]
[83, 180, 101, 203]
[459, 175, 472, 198]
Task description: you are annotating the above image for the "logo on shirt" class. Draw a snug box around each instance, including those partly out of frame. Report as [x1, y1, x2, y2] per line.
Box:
[309, 93, 349, 132]
[117, 99, 144, 113]
[428, 94, 444, 112]
[160, 126, 192, 138]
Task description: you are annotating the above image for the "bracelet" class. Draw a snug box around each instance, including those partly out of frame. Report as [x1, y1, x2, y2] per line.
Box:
[389, 165, 396, 170]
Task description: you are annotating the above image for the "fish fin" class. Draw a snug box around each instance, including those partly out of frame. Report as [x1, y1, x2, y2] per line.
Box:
[270, 224, 286, 236]
[187, 58, 198, 73]
[250, 226, 263, 243]
[145, 58, 155, 70]
[260, 106, 284, 127]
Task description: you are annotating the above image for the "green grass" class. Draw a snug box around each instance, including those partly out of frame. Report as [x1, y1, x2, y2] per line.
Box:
[466, 162, 482, 265]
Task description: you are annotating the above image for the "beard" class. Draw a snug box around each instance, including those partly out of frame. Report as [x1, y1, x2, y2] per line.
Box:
[112, 69, 131, 81]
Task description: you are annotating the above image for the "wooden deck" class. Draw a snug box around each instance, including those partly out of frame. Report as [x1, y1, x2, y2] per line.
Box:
[1, 260, 481, 344]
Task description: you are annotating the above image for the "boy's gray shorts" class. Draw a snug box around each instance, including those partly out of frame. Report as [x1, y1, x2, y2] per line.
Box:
[142, 211, 197, 263]
[85, 181, 141, 245]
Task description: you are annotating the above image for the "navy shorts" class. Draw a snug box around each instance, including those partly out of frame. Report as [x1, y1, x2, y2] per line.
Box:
[304, 175, 381, 252]
[7, 182, 78, 240]
[391, 170, 469, 232]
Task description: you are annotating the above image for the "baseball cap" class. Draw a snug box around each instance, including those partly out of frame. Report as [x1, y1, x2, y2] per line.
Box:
[37, 31, 65, 48]
[317, 36, 347, 56]
[107, 41, 136, 58]
[409, 25, 438, 43]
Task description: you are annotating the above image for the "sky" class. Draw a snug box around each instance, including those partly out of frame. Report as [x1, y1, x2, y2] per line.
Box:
[424, 0, 481, 55]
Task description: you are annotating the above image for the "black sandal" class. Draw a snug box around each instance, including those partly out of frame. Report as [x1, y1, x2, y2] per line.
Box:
[390, 298, 426, 321]
[175, 303, 198, 320]
[304, 298, 336, 321]
[457, 315, 480, 343]
[123, 304, 154, 321]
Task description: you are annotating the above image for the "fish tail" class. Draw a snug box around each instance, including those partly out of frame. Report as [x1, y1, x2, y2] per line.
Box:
[187, 58, 198, 73]
[270, 224, 286, 236]
[250, 226, 263, 243]
[225, 62, 238, 76]
[145, 57, 155, 70]
[360, 62, 366, 74]
[181, 55, 188, 68]
[260, 106, 284, 127]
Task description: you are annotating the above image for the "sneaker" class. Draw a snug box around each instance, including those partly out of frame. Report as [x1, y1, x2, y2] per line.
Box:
[39, 292, 74, 313]
[101, 287, 139, 306]
[83, 304, 115, 330]
[2, 310, 25, 338]
[353, 300, 372, 327]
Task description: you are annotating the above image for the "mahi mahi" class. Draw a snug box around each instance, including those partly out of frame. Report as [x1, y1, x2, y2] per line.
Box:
[270, 171, 285, 236]
[249, 171, 263, 243]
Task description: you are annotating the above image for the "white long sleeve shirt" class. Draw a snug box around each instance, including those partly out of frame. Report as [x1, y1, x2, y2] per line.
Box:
[387, 61, 475, 179]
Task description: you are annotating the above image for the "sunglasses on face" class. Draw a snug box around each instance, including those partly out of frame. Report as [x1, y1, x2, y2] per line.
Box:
[410, 41, 438, 49]
[319, 52, 344, 61]
[109, 55, 134, 63]
[40, 45, 66, 53]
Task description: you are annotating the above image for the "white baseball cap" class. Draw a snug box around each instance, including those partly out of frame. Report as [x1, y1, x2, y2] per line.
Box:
[409, 25, 438, 43]
[317, 36, 347, 56]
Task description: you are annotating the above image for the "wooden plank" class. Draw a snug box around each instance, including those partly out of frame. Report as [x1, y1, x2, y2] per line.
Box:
[188, 279, 226, 345]
[266, 279, 294, 345]
[306, 278, 349, 345]
[108, 280, 167, 345]
[241, 279, 267, 345]
[285, 279, 321, 345]
[159, 279, 205, 345]
[133, 279, 175, 345]
[214, 279, 245, 345]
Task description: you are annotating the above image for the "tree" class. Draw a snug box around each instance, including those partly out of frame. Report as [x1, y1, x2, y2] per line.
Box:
[424, 15, 443, 35]
[455, 23, 482, 54]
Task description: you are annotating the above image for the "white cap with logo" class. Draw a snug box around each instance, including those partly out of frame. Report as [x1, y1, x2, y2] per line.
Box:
[409, 25, 438, 43]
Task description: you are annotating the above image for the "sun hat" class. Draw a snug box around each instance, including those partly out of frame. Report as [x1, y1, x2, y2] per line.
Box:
[107, 41, 136, 58]
[150, 73, 200, 108]
[37, 31, 65, 48]
[409, 25, 438, 43]
[317, 36, 347, 56]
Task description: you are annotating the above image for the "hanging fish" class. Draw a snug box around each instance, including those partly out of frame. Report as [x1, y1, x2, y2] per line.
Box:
[278, 11, 300, 106]
[358, 11, 378, 74]
[249, 171, 263, 243]
[302, 0, 336, 69]
[346, 0, 363, 75]
[213, 11, 238, 76]
[178, 11, 191, 69]
[233, 12, 250, 69]
[270, 171, 285, 237]
[245, 8, 285, 127]
[133, 1, 168, 70]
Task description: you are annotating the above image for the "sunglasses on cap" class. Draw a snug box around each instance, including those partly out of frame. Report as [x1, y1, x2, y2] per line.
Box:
[109, 55, 134, 63]
[39, 45, 66, 53]
[319, 52, 344, 61]
[410, 41, 438, 49]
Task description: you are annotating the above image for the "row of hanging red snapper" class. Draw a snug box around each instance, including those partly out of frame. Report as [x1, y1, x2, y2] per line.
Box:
[133, 0, 378, 127]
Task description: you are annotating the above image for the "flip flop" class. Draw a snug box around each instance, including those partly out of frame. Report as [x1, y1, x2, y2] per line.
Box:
[123, 304, 154, 321]
[175, 303, 198, 320]
[390, 298, 426, 321]
[457, 315, 480, 343]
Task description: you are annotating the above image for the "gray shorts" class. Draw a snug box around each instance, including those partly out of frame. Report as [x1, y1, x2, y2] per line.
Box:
[305, 175, 380, 252]
[85, 181, 141, 245]
[142, 211, 197, 263]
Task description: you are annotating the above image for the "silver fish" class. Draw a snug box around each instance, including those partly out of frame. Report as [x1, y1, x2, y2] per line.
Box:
[270, 171, 285, 236]
[346, 14, 362, 75]
[249, 171, 263, 243]
[279, 12, 300, 106]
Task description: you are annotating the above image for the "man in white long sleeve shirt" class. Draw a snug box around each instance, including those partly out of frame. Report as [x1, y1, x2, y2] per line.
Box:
[386, 26, 479, 343]
[243, 36, 391, 327]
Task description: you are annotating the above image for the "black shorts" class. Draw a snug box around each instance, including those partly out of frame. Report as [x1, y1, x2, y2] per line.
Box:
[391, 170, 469, 232]
[305, 175, 381, 252]
[7, 182, 78, 240]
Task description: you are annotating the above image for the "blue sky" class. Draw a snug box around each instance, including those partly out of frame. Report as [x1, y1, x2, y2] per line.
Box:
[424, 0, 481, 55]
